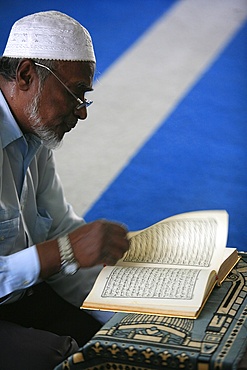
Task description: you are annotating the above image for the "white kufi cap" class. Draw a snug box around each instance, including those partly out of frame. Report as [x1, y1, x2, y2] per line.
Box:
[3, 11, 96, 62]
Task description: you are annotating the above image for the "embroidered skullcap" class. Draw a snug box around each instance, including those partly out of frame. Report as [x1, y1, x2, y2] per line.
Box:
[2, 11, 96, 62]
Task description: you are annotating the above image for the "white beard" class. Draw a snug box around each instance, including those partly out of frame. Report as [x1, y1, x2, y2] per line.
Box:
[24, 91, 62, 150]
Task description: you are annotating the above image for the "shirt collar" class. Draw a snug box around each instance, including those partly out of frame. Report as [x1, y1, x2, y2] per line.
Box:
[0, 90, 42, 149]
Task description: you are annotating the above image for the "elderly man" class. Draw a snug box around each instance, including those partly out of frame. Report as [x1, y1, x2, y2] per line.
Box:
[0, 11, 129, 370]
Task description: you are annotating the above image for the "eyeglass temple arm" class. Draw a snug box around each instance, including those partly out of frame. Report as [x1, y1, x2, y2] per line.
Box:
[34, 62, 83, 104]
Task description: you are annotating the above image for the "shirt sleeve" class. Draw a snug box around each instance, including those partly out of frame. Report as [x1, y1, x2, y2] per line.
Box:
[0, 246, 40, 300]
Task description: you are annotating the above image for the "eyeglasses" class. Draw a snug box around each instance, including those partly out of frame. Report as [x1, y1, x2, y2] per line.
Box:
[34, 62, 93, 110]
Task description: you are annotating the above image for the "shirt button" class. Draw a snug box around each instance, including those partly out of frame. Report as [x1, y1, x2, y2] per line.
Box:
[0, 236, 5, 241]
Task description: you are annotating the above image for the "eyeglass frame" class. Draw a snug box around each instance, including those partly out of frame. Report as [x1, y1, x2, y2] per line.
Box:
[34, 62, 93, 110]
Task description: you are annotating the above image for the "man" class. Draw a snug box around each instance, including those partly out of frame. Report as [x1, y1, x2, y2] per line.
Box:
[0, 11, 129, 370]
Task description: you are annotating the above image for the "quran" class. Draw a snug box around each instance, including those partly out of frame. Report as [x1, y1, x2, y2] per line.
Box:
[82, 210, 239, 319]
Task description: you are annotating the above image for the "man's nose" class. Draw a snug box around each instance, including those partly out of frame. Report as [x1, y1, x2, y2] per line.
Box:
[74, 106, 87, 120]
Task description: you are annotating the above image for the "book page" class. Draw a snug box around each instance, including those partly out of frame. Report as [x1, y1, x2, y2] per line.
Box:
[101, 266, 200, 300]
[83, 265, 215, 316]
[122, 210, 228, 268]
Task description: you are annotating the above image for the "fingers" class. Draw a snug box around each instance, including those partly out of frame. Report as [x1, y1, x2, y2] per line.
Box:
[99, 220, 129, 265]
[69, 219, 130, 268]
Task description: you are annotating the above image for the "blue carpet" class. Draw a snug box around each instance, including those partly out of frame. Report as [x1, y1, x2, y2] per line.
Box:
[85, 21, 247, 251]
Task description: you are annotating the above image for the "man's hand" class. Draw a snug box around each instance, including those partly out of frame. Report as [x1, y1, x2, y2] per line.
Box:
[36, 220, 129, 279]
[70, 220, 129, 267]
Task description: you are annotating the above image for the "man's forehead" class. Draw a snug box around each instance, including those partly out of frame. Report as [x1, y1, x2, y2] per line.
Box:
[57, 61, 95, 89]
[57, 60, 95, 76]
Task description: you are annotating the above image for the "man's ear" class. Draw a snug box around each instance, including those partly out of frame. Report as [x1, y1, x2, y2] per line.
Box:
[16, 59, 36, 91]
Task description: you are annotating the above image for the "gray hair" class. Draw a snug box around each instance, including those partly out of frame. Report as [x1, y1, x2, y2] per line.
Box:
[0, 57, 57, 86]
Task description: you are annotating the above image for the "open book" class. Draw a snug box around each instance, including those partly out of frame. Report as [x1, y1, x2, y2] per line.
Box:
[82, 210, 239, 319]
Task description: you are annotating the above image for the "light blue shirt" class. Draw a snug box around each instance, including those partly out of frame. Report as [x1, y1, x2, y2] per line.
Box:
[0, 90, 86, 304]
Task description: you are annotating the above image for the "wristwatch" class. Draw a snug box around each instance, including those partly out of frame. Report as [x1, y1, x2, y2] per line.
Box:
[58, 234, 80, 275]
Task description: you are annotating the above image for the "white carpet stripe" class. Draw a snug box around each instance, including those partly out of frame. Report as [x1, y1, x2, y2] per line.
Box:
[54, 0, 247, 215]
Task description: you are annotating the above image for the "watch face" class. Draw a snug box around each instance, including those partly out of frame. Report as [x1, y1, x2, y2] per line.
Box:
[63, 261, 79, 275]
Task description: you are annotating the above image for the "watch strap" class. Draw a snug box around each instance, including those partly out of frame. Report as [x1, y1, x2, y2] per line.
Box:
[58, 234, 79, 275]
